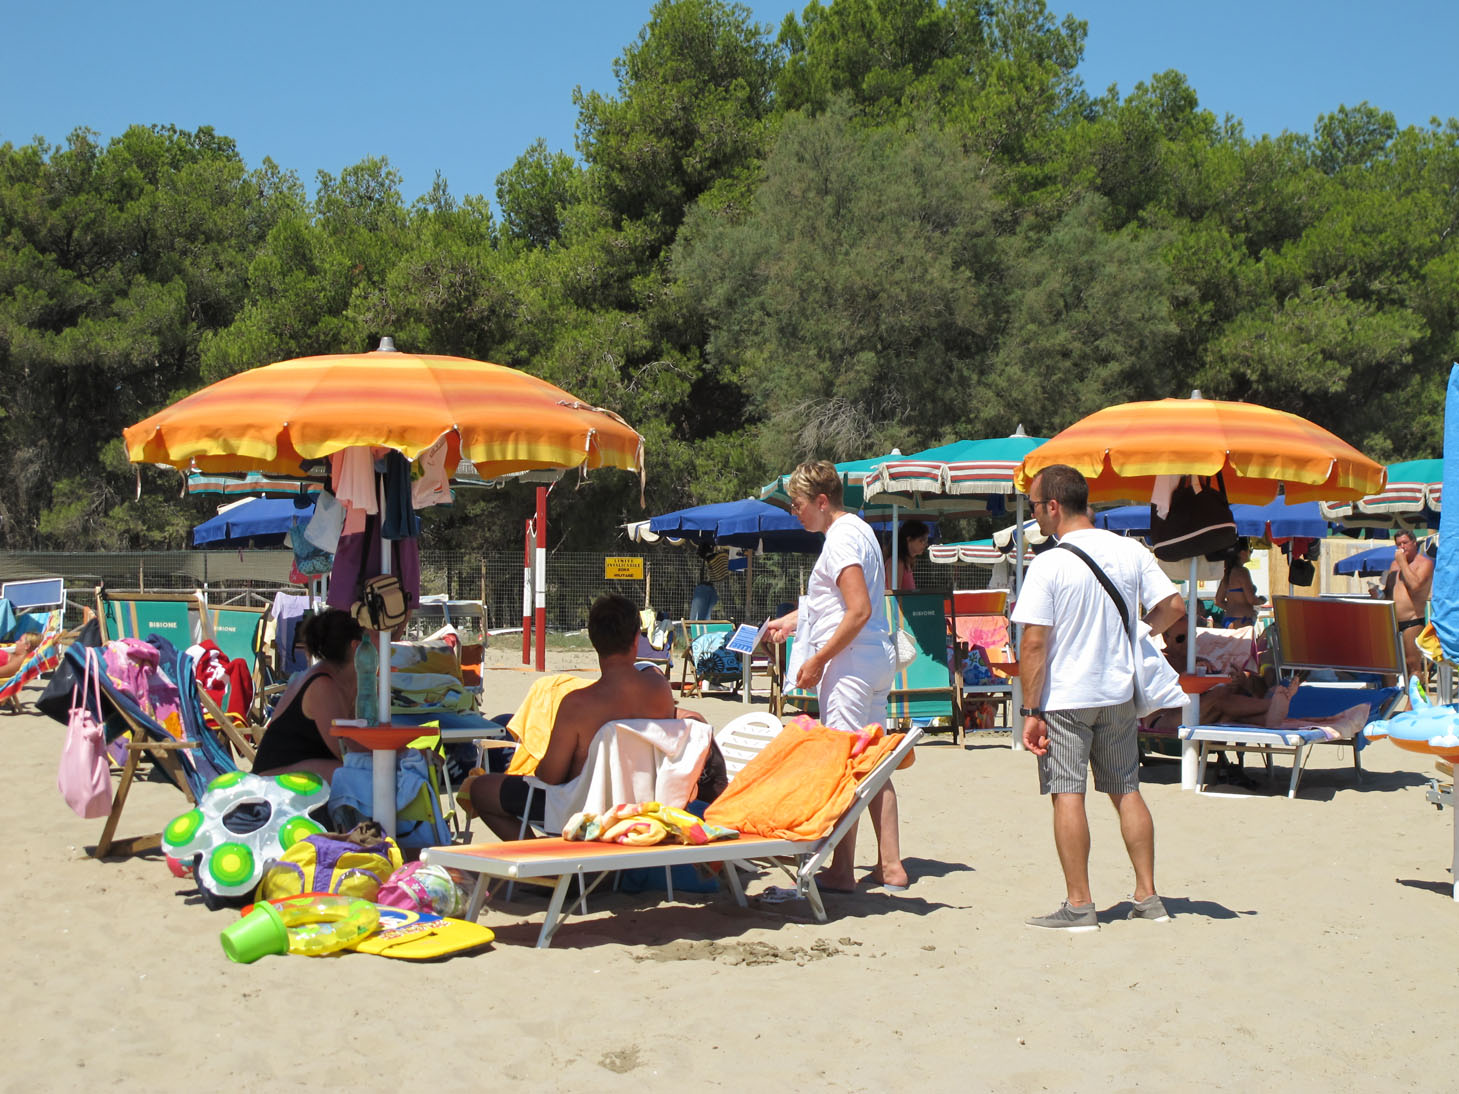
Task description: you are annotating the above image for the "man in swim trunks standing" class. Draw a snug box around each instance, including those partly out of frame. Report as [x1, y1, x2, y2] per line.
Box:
[470, 594, 679, 840]
[1385, 530, 1433, 677]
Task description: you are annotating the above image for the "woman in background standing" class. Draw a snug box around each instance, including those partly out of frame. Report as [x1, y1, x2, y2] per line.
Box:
[1215, 540, 1264, 628]
[887, 519, 930, 591]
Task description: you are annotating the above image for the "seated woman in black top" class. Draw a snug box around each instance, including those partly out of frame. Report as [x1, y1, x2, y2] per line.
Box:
[253, 609, 363, 782]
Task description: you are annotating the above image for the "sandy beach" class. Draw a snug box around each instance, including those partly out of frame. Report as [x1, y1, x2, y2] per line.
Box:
[5, 646, 1458, 1092]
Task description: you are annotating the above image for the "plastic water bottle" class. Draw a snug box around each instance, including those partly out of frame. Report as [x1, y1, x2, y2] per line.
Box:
[354, 640, 378, 723]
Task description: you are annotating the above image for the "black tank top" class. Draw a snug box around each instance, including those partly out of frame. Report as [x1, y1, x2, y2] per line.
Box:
[253, 672, 338, 771]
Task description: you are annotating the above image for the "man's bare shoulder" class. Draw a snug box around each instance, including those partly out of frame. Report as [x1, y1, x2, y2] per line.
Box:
[568, 669, 676, 726]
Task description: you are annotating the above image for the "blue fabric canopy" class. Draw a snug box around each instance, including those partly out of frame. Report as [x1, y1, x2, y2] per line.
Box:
[1333, 545, 1400, 577]
[1094, 498, 1330, 540]
[192, 496, 315, 548]
[646, 499, 824, 553]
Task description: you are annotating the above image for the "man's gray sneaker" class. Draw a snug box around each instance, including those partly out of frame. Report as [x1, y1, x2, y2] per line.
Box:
[1127, 894, 1170, 922]
[1025, 900, 1098, 931]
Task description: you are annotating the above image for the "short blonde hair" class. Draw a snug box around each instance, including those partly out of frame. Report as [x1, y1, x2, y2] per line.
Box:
[787, 460, 843, 507]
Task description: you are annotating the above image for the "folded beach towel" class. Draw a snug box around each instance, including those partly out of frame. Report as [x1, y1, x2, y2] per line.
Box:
[505, 673, 594, 775]
[704, 722, 914, 841]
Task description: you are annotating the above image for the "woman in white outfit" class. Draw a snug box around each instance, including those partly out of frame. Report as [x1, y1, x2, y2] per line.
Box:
[765, 460, 907, 891]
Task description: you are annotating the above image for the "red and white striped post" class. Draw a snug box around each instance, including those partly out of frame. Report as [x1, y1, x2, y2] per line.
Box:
[522, 518, 534, 665]
[534, 485, 548, 672]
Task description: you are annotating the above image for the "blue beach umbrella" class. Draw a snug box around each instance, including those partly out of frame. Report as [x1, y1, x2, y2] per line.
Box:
[638, 498, 824, 553]
[1333, 545, 1404, 577]
[1094, 498, 1331, 540]
[192, 496, 315, 548]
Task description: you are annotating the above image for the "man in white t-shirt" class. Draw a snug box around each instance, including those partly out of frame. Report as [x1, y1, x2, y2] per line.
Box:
[1011, 465, 1185, 931]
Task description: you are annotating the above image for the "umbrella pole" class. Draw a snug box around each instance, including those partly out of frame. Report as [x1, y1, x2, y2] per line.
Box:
[374, 471, 397, 837]
[1011, 495, 1026, 751]
[1015, 495, 1026, 595]
[891, 504, 900, 589]
[522, 519, 533, 665]
[535, 485, 548, 672]
[742, 548, 755, 706]
[1186, 556, 1198, 675]
[1180, 555, 1201, 791]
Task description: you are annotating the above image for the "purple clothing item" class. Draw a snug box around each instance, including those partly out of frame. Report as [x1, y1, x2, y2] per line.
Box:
[101, 638, 183, 735]
[327, 515, 421, 612]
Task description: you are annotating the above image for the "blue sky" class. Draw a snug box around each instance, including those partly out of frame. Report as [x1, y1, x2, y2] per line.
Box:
[4, 1, 1455, 205]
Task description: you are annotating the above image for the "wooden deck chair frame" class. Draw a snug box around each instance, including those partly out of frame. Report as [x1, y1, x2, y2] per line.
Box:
[677, 619, 735, 696]
[634, 631, 675, 675]
[946, 589, 1016, 742]
[63, 643, 202, 859]
[885, 592, 959, 735]
[66, 636, 257, 857]
[96, 589, 204, 648]
[202, 603, 269, 726]
[767, 636, 818, 718]
[423, 725, 922, 947]
[1179, 595, 1406, 798]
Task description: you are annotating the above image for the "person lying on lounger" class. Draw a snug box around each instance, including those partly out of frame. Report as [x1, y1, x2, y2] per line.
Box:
[0, 633, 42, 680]
[1147, 615, 1302, 732]
[469, 593, 680, 841]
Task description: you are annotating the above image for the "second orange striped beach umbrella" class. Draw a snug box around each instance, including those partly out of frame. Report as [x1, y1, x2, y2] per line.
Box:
[1014, 394, 1383, 505]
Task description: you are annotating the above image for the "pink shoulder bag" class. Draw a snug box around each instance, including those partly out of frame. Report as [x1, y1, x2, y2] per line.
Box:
[57, 648, 112, 819]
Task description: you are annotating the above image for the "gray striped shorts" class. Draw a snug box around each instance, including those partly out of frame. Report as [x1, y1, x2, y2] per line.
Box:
[1038, 700, 1140, 796]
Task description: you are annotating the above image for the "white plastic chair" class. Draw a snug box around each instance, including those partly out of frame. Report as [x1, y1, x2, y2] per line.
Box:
[714, 712, 784, 782]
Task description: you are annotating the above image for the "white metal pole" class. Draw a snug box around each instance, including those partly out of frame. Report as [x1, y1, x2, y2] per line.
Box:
[535, 485, 547, 672]
[1180, 554, 1201, 790]
[742, 548, 754, 706]
[890, 503, 900, 588]
[1015, 494, 1026, 595]
[1011, 494, 1027, 750]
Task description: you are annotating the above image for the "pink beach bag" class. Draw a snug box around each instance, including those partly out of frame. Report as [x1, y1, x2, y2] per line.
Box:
[58, 648, 112, 819]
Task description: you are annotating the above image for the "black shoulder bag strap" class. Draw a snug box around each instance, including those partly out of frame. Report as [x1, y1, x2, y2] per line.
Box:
[1056, 541, 1134, 639]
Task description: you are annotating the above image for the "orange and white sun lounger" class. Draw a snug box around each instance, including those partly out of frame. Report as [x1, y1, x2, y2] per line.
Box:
[423, 725, 922, 947]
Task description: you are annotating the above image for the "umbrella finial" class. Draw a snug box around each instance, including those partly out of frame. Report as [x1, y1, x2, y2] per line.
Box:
[1011, 424, 1027, 437]
[375, 336, 399, 353]
[1189, 388, 1203, 399]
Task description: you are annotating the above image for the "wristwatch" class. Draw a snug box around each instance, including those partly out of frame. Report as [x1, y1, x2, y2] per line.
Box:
[1019, 706, 1045, 719]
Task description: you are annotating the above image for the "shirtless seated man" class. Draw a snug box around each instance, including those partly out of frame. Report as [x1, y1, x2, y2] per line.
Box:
[470, 593, 679, 841]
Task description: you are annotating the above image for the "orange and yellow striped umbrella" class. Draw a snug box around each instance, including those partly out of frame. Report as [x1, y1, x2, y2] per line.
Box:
[1014, 397, 1384, 505]
[124, 345, 644, 482]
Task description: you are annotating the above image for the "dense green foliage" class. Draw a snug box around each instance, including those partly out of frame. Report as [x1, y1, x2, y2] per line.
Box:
[1, 0, 1455, 551]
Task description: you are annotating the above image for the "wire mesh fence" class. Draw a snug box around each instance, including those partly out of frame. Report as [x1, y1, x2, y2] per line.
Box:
[0, 547, 1000, 632]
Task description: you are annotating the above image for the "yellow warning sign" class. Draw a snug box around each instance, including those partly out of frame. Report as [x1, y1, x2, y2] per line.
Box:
[604, 556, 644, 580]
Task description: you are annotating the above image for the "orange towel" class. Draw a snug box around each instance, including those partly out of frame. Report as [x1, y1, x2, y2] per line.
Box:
[704, 725, 914, 841]
[504, 673, 594, 776]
